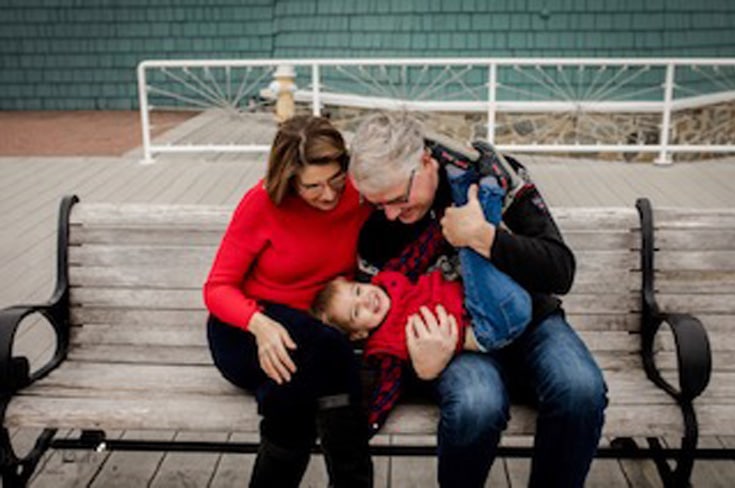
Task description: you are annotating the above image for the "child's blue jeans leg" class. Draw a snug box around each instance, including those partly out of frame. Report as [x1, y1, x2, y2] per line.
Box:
[460, 248, 531, 350]
[447, 166, 531, 350]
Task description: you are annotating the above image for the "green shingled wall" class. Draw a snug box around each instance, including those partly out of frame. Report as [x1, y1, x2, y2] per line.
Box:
[1, 0, 734, 109]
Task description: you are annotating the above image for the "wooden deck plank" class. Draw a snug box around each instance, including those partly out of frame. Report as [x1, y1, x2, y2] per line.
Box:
[207, 432, 256, 488]
[149, 431, 228, 488]
[28, 430, 121, 488]
[89, 430, 175, 488]
[616, 437, 664, 488]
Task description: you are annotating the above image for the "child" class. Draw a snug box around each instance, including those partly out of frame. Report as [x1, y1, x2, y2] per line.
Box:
[311, 164, 532, 435]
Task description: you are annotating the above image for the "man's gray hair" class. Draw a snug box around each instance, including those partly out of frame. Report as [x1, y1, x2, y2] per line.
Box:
[349, 112, 425, 195]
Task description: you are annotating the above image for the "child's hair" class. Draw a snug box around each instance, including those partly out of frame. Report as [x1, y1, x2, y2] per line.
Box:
[310, 277, 350, 331]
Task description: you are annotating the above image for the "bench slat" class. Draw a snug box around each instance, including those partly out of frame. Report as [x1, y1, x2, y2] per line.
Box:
[71, 308, 207, 327]
[383, 403, 686, 437]
[569, 272, 638, 294]
[574, 250, 638, 272]
[6, 395, 682, 436]
[653, 208, 735, 228]
[70, 288, 203, 310]
[30, 362, 237, 396]
[70, 227, 224, 246]
[656, 270, 735, 293]
[69, 307, 642, 333]
[696, 405, 735, 436]
[5, 395, 260, 432]
[34, 361, 723, 406]
[70, 266, 209, 289]
[551, 207, 638, 229]
[564, 313, 640, 332]
[562, 293, 639, 314]
[68, 320, 645, 353]
[69, 245, 217, 267]
[71, 323, 205, 347]
[68, 345, 210, 365]
[562, 231, 636, 250]
[656, 251, 735, 271]
[68, 259, 639, 292]
[70, 204, 232, 226]
[656, 229, 735, 250]
[657, 294, 735, 314]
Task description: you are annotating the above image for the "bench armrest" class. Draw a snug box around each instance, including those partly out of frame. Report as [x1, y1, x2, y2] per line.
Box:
[664, 313, 711, 400]
[635, 198, 712, 403]
[0, 303, 71, 395]
[0, 196, 78, 396]
[641, 312, 711, 402]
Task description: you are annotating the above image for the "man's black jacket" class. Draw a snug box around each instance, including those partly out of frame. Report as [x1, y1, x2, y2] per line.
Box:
[358, 156, 575, 328]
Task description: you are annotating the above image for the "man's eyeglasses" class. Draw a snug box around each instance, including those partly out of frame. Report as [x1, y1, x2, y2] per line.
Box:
[373, 167, 416, 210]
[296, 170, 348, 197]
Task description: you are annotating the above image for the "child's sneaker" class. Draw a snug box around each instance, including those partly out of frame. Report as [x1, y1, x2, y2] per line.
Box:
[472, 141, 517, 193]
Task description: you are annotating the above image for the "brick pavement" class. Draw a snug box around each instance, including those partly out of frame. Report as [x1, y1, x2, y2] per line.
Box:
[0, 110, 196, 156]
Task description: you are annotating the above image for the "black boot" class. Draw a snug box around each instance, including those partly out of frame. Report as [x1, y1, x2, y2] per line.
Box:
[316, 396, 374, 488]
[249, 436, 310, 488]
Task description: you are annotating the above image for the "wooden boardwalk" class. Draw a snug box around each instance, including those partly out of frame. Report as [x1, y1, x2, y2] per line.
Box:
[2, 113, 735, 486]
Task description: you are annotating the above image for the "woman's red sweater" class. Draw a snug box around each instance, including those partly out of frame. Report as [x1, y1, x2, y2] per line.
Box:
[204, 179, 372, 330]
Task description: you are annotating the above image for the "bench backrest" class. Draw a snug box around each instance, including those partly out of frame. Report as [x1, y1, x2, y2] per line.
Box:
[68, 204, 227, 365]
[66, 203, 646, 367]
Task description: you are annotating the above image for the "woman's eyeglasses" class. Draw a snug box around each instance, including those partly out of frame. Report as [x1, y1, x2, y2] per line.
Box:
[296, 170, 348, 197]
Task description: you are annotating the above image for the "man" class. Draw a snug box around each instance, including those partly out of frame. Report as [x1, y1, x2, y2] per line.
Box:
[349, 112, 607, 488]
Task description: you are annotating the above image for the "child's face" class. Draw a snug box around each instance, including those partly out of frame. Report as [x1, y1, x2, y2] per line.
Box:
[329, 279, 392, 339]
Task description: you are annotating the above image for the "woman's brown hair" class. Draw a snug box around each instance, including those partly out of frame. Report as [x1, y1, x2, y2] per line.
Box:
[265, 115, 348, 204]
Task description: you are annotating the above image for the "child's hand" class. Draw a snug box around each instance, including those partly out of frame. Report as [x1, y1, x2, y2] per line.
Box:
[406, 305, 458, 380]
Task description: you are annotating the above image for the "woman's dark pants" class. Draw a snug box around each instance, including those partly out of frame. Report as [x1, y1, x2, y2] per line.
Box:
[207, 303, 373, 487]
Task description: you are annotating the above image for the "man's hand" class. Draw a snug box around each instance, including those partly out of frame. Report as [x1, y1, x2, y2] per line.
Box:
[248, 312, 297, 384]
[440, 184, 495, 259]
[406, 305, 459, 380]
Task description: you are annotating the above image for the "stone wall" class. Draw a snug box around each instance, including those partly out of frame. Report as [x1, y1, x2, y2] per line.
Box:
[326, 101, 734, 162]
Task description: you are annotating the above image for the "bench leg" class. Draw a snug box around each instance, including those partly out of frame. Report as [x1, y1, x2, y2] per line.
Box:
[0, 427, 57, 488]
[647, 436, 695, 488]
[648, 402, 697, 488]
[611, 435, 695, 488]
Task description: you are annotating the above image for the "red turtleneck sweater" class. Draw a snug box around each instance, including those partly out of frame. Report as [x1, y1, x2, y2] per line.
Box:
[204, 179, 372, 330]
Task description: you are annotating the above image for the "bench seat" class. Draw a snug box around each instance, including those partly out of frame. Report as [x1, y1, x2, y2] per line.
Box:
[2, 197, 731, 487]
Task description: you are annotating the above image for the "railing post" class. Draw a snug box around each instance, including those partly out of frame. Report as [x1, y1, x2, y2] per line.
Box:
[487, 63, 497, 143]
[656, 63, 675, 165]
[137, 62, 154, 165]
[312, 64, 321, 116]
[272, 64, 296, 123]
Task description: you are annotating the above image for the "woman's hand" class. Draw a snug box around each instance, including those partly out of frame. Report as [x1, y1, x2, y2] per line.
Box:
[405, 305, 459, 380]
[248, 312, 297, 384]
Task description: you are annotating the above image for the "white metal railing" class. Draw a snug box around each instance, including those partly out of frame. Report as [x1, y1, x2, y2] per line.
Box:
[137, 58, 735, 164]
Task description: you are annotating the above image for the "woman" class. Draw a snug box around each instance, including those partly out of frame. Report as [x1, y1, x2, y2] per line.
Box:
[204, 115, 373, 487]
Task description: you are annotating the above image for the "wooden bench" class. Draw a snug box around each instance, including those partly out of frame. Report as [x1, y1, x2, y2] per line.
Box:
[1, 195, 731, 487]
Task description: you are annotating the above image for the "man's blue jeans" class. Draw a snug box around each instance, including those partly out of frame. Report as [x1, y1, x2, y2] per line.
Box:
[434, 312, 607, 488]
